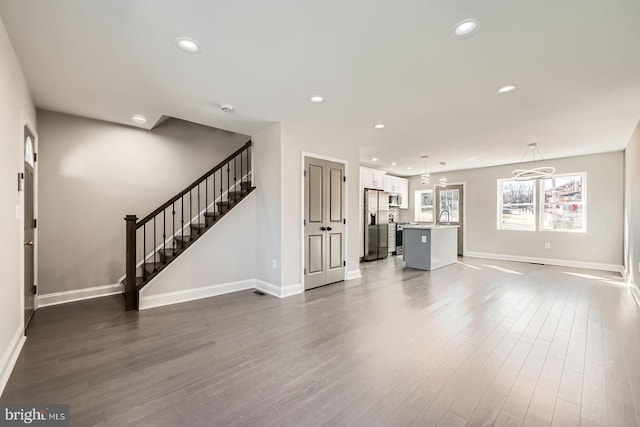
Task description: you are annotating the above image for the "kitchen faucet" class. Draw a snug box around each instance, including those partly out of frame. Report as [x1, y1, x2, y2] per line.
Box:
[439, 209, 450, 225]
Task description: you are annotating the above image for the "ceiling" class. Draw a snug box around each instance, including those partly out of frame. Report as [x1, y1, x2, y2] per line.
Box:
[1, 0, 639, 176]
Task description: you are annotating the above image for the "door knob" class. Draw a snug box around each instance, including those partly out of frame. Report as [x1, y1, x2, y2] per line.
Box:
[24, 240, 33, 246]
[327, 227, 333, 231]
[320, 227, 327, 231]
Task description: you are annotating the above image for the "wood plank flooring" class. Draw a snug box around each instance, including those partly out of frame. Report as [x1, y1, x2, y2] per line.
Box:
[2, 256, 639, 426]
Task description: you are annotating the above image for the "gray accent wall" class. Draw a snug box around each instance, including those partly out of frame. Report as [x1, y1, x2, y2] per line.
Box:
[0, 15, 36, 390]
[400, 151, 624, 268]
[625, 122, 640, 284]
[37, 110, 249, 294]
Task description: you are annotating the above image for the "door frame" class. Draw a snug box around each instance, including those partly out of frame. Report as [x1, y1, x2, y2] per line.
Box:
[300, 152, 349, 288]
[20, 112, 39, 323]
[434, 181, 466, 256]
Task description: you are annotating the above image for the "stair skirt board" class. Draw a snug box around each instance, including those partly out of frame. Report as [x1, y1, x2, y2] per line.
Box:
[117, 173, 253, 284]
[139, 280, 304, 310]
[0, 324, 26, 397]
[37, 283, 123, 308]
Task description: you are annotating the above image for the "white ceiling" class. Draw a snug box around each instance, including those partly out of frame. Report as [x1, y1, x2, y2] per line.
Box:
[1, 0, 639, 175]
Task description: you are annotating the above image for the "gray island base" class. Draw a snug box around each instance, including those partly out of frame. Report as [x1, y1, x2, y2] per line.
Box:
[403, 225, 459, 270]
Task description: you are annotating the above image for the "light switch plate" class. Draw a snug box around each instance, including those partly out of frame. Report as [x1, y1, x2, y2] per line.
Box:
[421, 236, 427, 243]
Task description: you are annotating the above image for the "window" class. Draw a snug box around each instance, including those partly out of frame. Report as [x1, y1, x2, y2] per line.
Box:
[438, 189, 460, 222]
[541, 173, 586, 232]
[414, 190, 434, 222]
[497, 179, 536, 231]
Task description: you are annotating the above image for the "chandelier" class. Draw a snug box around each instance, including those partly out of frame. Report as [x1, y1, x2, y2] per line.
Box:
[512, 143, 555, 181]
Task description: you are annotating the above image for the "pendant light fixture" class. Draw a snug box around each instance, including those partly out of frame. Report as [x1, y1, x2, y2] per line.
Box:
[421, 156, 447, 187]
[512, 143, 555, 181]
[421, 156, 430, 184]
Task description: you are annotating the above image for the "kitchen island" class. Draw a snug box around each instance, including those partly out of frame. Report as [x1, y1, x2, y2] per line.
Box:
[403, 225, 458, 270]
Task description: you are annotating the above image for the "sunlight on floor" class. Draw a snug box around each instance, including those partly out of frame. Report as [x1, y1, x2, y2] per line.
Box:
[563, 271, 629, 288]
[483, 264, 523, 275]
[456, 261, 482, 270]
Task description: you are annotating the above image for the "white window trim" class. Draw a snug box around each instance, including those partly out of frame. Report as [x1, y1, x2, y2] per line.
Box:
[539, 172, 587, 233]
[414, 189, 434, 223]
[497, 178, 537, 232]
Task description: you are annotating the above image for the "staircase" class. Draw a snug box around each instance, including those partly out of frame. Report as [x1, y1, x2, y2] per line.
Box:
[123, 140, 254, 310]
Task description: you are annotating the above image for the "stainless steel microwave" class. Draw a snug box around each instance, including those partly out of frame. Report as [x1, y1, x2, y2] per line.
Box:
[389, 194, 401, 206]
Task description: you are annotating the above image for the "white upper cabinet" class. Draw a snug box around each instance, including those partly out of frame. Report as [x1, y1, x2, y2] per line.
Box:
[399, 178, 409, 209]
[384, 175, 399, 193]
[361, 166, 386, 190]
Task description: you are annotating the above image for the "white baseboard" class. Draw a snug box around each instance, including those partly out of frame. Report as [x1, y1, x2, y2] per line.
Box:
[346, 269, 362, 280]
[139, 279, 255, 310]
[37, 283, 123, 308]
[255, 280, 304, 298]
[464, 251, 624, 275]
[0, 323, 26, 397]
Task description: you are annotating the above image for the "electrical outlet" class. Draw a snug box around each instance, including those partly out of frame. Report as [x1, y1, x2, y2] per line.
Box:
[544, 242, 551, 249]
[272, 259, 277, 270]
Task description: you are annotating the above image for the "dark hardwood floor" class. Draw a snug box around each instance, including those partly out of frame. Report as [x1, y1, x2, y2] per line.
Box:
[2, 256, 639, 426]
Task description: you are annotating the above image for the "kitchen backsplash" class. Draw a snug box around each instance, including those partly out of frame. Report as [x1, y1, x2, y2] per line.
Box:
[389, 207, 400, 222]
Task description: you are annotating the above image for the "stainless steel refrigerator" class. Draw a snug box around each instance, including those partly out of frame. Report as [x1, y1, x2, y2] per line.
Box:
[364, 189, 389, 261]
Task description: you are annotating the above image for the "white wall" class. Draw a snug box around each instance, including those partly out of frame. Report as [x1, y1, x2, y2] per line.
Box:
[139, 192, 256, 307]
[37, 110, 249, 294]
[252, 124, 282, 287]
[400, 151, 624, 269]
[625, 122, 640, 284]
[280, 123, 361, 286]
[0, 16, 35, 394]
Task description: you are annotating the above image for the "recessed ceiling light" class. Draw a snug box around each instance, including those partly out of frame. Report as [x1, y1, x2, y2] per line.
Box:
[453, 18, 481, 38]
[175, 37, 200, 53]
[132, 114, 147, 124]
[391, 162, 397, 166]
[407, 166, 413, 170]
[310, 96, 324, 103]
[498, 84, 517, 94]
[465, 157, 478, 162]
[373, 124, 385, 129]
[372, 158, 379, 162]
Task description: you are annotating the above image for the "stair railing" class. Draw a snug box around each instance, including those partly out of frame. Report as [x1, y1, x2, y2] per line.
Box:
[124, 140, 252, 310]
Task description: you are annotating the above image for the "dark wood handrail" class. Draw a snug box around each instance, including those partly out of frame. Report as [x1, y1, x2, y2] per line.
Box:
[136, 140, 251, 227]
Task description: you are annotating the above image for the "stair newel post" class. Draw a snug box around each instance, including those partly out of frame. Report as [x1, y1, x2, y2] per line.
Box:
[124, 215, 138, 311]
[197, 184, 201, 233]
[219, 169, 223, 216]
[227, 163, 230, 207]
[240, 149, 244, 194]
[205, 176, 208, 221]
[189, 189, 193, 241]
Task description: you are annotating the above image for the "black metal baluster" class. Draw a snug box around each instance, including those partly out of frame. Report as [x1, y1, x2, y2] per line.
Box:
[143, 224, 146, 281]
[241, 149, 244, 193]
[181, 196, 184, 247]
[197, 184, 201, 234]
[234, 156, 237, 202]
[163, 209, 166, 263]
[205, 176, 208, 219]
[220, 169, 223, 216]
[189, 189, 193, 241]
[213, 171, 217, 220]
[172, 202, 176, 255]
[153, 217, 157, 271]
[227, 162, 230, 208]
